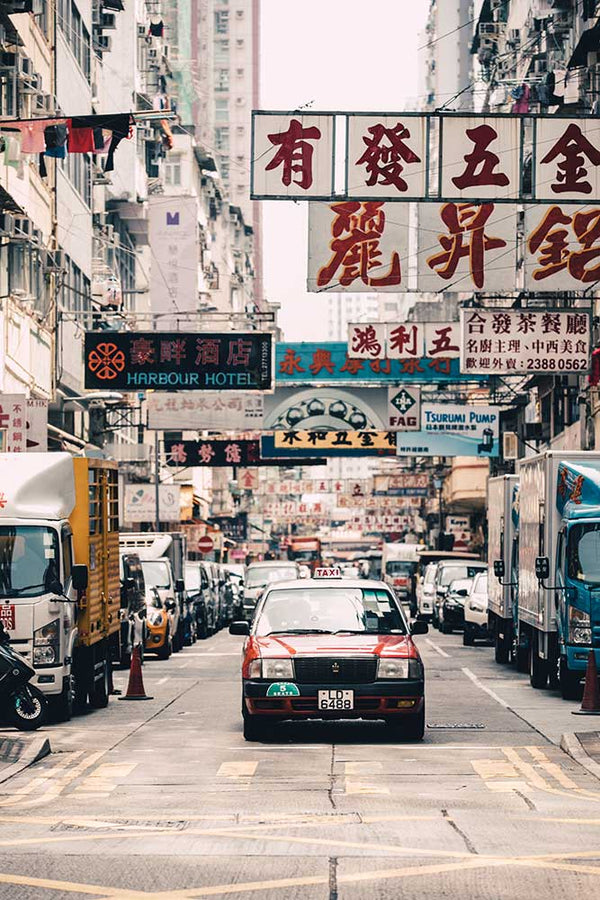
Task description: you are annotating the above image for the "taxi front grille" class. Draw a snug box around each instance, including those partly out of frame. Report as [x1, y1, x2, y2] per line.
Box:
[294, 657, 377, 684]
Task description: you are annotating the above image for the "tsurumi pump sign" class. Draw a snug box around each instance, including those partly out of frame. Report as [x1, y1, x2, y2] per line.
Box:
[396, 403, 500, 458]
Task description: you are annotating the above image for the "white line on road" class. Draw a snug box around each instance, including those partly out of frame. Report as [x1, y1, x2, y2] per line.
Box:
[462, 666, 510, 709]
[183, 652, 241, 657]
[155, 677, 169, 685]
[425, 638, 451, 658]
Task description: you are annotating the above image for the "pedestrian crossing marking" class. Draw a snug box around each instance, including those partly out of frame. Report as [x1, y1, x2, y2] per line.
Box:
[345, 780, 390, 795]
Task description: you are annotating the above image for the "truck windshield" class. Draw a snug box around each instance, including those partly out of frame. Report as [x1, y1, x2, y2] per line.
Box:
[291, 550, 318, 562]
[386, 561, 415, 575]
[0, 526, 60, 598]
[141, 560, 171, 589]
[568, 524, 600, 584]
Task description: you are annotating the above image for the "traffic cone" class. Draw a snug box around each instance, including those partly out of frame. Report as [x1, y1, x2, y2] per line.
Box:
[572, 650, 600, 715]
[118, 645, 153, 701]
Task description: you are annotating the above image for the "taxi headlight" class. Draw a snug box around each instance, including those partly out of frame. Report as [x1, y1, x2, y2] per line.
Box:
[377, 658, 409, 679]
[262, 658, 294, 680]
[569, 607, 591, 645]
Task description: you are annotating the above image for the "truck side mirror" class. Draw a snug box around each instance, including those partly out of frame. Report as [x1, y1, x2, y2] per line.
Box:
[175, 578, 185, 593]
[229, 621, 249, 636]
[535, 556, 550, 581]
[493, 560, 505, 579]
[126, 577, 136, 591]
[72, 565, 88, 592]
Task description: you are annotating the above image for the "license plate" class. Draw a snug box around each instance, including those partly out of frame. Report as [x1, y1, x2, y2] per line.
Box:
[318, 689, 354, 711]
[0, 604, 15, 632]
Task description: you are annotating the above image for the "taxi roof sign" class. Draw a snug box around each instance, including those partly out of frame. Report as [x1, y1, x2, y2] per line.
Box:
[314, 567, 342, 579]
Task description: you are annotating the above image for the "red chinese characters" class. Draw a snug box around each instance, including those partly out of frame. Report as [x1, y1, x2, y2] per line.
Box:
[536, 121, 600, 200]
[425, 203, 508, 290]
[348, 115, 426, 198]
[254, 114, 333, 197]
[442, 118, 518, 198]
[525, 205, 600, 287]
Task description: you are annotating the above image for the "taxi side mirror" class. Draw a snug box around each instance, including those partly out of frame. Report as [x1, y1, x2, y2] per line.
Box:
[229, 621, 250, 636]
[493, 559, 505, 579]
[410, 620, 429, 636]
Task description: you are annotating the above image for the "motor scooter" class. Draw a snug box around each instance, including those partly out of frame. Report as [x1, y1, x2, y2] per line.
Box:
[0, 622, 47, 730]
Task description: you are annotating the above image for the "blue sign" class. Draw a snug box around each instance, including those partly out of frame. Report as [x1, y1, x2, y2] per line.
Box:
[276, 343, 471, 385]
[396, 403, 500, 457]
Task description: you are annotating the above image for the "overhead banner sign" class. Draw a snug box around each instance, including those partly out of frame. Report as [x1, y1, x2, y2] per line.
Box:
[372, 473, 430, 497]
[123, 484, 181, 523]
[147, 392, 264, 430]
[0, 394, 27, 452]
[259, 478, 371, 496]
[251, 111, 600, 203]
[149, 196, 198, 329]
[459, 309, 591, 375]
[261, 432, 397, 459]
[84, 332, 273, 391]
[264, 386, 418, 432]
[348, 323, 460, 360]
[396, 403, 500, 458]
[276, 343, 469, 385]
[165, 439, 261, 467]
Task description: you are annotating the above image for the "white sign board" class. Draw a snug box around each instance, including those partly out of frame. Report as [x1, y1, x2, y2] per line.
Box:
[0, 394, 26, 452]
[238, 468, 259, 491]
[149, 196, 199, 330]
[346, 114, 427, 198]
[523, 204, 600, 291]
[348, 322, 460, 360]
[26, 399, 48, 451]
[123, 483, 181, 523]
[446, 515, 470, 533]
[308, 201, 409, 292]
[147, 392, 264, 431]
[440, 116, 520, 200]
[535, 118, 600, 202]
[252, 113, 335, 198]
[459, 308, 590, 375]
[387, 386, 421, 431]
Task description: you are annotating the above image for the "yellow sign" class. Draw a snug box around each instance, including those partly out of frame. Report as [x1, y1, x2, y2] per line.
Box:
[273, 431, 396, 451]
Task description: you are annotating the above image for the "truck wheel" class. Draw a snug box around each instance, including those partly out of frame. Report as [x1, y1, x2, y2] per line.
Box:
[157, 630, 172, 660]
[463, 626, 474, 646]
[50, 676, 73, 723]
[560, 657, 583, 701]
[441, 620, 452, 635]
[529, 635, 548, 689]
[494, 630, 509, 664]
[88, 659, 109, 709]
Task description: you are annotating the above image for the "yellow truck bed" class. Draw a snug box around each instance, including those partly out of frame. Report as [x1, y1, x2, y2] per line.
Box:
[70, 458, 120, 647]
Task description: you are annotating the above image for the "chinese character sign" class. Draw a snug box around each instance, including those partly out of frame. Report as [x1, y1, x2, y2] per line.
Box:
[348, 323, 460, 360]
[524, 204, 600, 291]
[147, 392, 264, 430]
[346, 114, 427, 198]
[263, 386, 399, 432]
[0, 394, 27, 453]
[84, 332, 273, 391]
[396, 403, 500, 458]
[164, 439, 262, 468]
[252, 113, 334, 198]
[418, 203, 517, 292]
[261, 431, 397, 458]
[372, 473, 430, 496]
[149, 196, 198, 330]
[440, 116, 520, 200]
[459, 309, 591, 375]
[308, 201, 408, 292]
[535, 119, 600, 201]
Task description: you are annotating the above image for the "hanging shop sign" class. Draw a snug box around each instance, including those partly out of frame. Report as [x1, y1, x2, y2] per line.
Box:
[523, 204, 600, 291]
[261, 431, 397, 459]
[459, 309, 591, 375]
[149, 196, 199, 329]
[372, 473, 430, 497]
[0, 394, 27, 452]
[25, 399, 48, 452]
[123, 483, 181, 523]
[252, 112, 600, 203]
[165, 439, 262, 467]
[276, 343, 469, 385]
[263, 386, 416, 432]
[396, 403, 500, 458]
[238, 468, 259, 490]
[258, 478, 371, 495]
[84, 332, 273, 391]
[348, 323, 460, 361]
[211, 513, 248, 542]
[147, 392, 264, 430]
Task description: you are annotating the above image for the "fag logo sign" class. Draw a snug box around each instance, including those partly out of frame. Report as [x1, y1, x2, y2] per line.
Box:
[387, 387, 421, 432]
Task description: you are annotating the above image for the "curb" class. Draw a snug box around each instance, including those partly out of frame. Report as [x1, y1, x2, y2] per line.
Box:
[560, 732, 600, 782]
[0, 734, 51, 785]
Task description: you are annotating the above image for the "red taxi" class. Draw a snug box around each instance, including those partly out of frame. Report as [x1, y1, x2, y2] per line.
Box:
[230, 569, 428, 741]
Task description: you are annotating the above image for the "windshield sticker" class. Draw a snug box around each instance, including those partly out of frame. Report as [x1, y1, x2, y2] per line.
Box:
[266, 682, 300, 698]
[43, 533, 53, 545]
[44, 549, 55, 559]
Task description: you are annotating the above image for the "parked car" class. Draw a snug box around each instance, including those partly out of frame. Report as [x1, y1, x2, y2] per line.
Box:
[199, 561, 221, 633]
[145, 586, 175, 660]
[226, 565, 245, 619]
[416, 562, 437, 621]
[184, 562, 213, 640]
[140, 558, 182, 652]
[118, 553, 148, 668]
[463, 571, 491, 646]
[432, 560, 487, 628]
[438, 577, 473, 634]
[243, 561, 301, 621]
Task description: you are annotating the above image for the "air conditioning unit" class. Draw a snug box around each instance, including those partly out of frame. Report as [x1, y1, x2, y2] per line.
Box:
[0, 51, 16, 69]
[508, 28, 521, 44]
[490, 0, 504, 9]
[43, 249, 66, 273]
[32, 227, 43, 246]
[503, 432, 519, 460]
[479, 35, 498, 49]
[0, 25, 7, 47]
[20, 72, 41, 94]
[137, 23, 146, 36]
[101, 12, 116, 28]
[33, 92, 55, 115]
[479, 22, 498, 35]
[12, 216, 32, 240]
[0, 213, 15, 237]
[96, 34, 112, 51]
[18, 55, 33, 77]
[551, 10, 572, 28]
[147, 47, 159, 60]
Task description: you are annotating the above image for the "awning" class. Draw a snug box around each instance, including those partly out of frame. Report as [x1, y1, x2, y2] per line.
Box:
[0, 184, 23, 214]
[568, 19, 600, 68]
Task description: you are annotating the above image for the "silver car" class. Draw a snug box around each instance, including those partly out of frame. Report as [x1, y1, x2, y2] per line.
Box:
[242, 561, 301, 620]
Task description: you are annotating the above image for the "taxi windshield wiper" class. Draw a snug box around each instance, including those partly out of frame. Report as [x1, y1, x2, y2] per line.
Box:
[333, 629, 406, 635]
[265, 628, 333, 635]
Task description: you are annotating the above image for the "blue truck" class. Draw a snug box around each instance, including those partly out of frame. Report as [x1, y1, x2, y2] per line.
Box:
[518, 451, 600, 699]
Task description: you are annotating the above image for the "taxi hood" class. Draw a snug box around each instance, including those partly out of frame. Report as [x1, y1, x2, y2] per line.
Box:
[252, 633, 417, 658]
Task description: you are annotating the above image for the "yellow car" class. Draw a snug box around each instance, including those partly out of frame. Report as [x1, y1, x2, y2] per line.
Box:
[145, 587, 175, 659]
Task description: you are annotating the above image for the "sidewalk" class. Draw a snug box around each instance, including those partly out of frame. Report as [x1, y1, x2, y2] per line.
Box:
[561, 731, 600, 782]
[0, 733, 51, 784]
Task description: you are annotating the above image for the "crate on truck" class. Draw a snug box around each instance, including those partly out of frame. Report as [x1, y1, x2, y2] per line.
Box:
[0, 453, 120, 720]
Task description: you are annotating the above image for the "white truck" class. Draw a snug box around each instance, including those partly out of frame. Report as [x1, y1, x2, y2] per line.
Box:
[487, 475, 519, 665]
[382, 542, 420, 614]
[0, 453, 120, 720]
[119, 532, 188, 651]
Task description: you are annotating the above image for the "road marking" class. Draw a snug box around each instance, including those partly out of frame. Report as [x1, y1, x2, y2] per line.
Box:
[345, 780, 390, 795]
[344, 761, 383, 776]
[156, 677, 169, 685]
[526, 747, 579, 790]
[425, 638, 451, 658]
[471, 759, 521, 781]
[183, 652, 240, 657]
[217, 762, 258, 778]
[461, 667, 510, 708]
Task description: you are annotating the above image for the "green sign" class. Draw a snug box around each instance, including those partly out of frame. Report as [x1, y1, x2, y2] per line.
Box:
[266, 682, 300, 698]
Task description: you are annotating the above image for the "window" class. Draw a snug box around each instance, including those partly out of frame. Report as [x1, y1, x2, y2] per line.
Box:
[215, 9, 229, 33]
[0, 526, 60, 598]
[164, 155, 182, 186]
[58, 0, 91, 80]
[216, 67, 229, 91]
[215, 126, 229, 151]
[235, 8, 244, 17]
[61, 527, 73, 584]
[62, 152, 91, 206]
[236, 38, 244, 47]
[215, 99, 228, 122]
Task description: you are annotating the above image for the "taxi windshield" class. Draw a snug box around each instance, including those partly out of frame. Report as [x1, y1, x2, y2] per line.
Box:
[254, 587, 406, 636]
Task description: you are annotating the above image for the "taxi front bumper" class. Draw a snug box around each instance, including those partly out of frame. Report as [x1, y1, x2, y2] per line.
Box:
[243, 679, 424, 719]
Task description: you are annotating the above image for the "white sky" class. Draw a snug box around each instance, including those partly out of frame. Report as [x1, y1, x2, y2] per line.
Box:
[260, 0, 429, 341]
